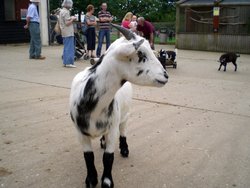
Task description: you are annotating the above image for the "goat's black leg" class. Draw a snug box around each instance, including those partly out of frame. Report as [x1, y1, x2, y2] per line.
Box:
[84, 152, 98, 188]
[119, 136, 129, 157]
[232, 61, 237, 71]
[218, 63, 222, 71]
[101, 152, 114, 188]
[224, 64, 227, 72]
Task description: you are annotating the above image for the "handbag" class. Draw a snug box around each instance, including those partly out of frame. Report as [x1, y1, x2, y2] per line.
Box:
[54, 20, 61, 34]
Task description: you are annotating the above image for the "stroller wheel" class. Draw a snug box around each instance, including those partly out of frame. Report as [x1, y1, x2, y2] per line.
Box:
[83, 54, 89, 60]
[90, 58, 95, 65]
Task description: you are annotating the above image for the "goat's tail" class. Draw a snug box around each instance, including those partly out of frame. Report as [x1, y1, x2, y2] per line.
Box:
[175, 48, 178, 55]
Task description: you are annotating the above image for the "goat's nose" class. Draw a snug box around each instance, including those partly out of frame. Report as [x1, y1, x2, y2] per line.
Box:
[164, 71, 169, 79]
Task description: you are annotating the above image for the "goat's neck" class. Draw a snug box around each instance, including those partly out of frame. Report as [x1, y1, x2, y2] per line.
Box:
[92, 61, 123, 115]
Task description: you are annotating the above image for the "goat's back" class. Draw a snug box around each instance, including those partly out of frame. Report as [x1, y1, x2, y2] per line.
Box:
[220, 52, 239, 63]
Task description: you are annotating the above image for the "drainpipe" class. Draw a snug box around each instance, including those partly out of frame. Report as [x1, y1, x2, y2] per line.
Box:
[47, 0, 51, 45]
[39, 0, 49, 46]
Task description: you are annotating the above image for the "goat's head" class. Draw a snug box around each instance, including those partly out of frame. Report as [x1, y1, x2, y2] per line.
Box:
[108, 24, 168, 87]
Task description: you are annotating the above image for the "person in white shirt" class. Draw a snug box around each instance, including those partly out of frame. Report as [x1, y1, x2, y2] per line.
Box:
[24, 0, 45, 60]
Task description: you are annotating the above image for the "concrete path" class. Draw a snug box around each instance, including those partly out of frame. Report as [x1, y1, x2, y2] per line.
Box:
[0, 44, 250, 188]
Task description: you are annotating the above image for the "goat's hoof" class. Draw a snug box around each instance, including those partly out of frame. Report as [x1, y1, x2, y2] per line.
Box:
[119, 136, 129, 157]
[101, 177, 114, 188]
[85, 176, 98, 188]
[120, 148, 129, 158]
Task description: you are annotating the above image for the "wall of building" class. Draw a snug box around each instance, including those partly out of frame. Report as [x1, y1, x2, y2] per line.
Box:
[0, 0, 49, 45]
[176, 33, 250, 53]
[176, 3, 250, 53]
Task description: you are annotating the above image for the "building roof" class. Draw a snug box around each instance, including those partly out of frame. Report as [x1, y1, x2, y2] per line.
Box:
[177, 0, 250, 7]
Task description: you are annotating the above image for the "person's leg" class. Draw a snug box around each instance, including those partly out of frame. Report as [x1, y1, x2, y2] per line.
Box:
[63, 36, 75, 67]
[69, 36, 75, 64]
[32, 24, 42, 58]
[106, 30, 111, 50]
[90, 28, 96, 57]
[96, 30, 105, 57]
[63, 37, 68, 65]
[28, 23, 36, 58]
[86, 28, 91, 57]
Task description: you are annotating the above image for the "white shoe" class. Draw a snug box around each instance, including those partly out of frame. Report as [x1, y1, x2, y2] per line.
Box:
[65, 64, 76, 68]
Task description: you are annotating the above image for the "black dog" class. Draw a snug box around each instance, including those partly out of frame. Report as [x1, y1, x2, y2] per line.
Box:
[218, 52, 240, 72]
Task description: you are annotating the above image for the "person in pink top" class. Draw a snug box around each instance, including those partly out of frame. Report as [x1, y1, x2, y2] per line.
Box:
[121, 12, 133, 29]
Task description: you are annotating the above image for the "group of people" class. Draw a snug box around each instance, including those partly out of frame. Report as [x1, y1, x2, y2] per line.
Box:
[121, 13, 155, 49]
[58, 1, 113, 68]
[24, 0, 155, 68]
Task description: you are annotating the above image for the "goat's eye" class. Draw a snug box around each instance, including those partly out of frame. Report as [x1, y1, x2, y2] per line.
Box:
[137, 51, 147, 63]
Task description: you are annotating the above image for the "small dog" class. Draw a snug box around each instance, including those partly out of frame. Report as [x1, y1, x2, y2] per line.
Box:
[218, 52, 240, 72]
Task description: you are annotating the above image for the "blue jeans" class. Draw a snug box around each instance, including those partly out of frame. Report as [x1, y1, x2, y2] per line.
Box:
[63, 36, 75, 65]
[96, 29, 110, 57]
[29, 22, 42, 58]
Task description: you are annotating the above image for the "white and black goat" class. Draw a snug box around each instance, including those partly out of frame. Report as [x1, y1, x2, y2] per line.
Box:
[70, 24, 168, 188]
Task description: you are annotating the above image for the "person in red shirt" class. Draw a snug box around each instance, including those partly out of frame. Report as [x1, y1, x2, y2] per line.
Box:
[137, 17, 155, 49]
[121, 12, 133, 29]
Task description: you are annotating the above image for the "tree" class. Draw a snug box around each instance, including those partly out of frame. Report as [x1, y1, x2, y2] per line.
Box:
[49, 0, 177, 22]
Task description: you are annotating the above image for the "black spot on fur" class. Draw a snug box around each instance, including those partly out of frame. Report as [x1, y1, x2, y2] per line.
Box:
[137, 51, 147, 63]
[96, 121, 109, 130]
[107, 99, 114, 117]
[137, 70, 144, 76]
[76, 77, 99, 134]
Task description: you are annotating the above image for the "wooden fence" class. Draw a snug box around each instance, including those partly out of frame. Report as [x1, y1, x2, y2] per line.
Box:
[176, 33, 250, 54]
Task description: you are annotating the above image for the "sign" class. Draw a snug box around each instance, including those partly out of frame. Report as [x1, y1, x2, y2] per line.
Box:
[213, 7, 220, 16]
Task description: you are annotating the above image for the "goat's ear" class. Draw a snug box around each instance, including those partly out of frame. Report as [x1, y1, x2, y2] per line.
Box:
[115, 39, 144, 59]
[133, 39, 144, 50]
[115, 43, 137, 58]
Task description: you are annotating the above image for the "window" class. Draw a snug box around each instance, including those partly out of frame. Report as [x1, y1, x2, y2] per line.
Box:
[4, 0, 15, 21]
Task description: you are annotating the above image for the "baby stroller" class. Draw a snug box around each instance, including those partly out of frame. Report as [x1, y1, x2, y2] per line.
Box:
[158, 49, 177, 69]
[74, 22, 88, 60]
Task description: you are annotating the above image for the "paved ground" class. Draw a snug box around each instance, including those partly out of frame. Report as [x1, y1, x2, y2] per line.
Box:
[0, 43, 250, 188]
